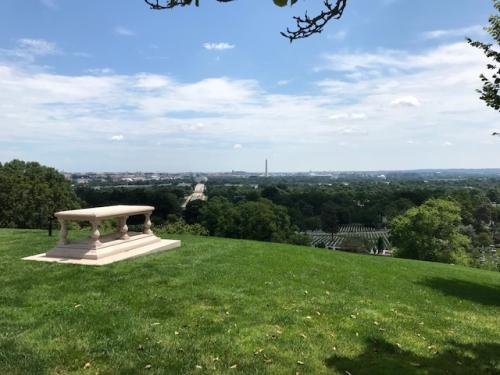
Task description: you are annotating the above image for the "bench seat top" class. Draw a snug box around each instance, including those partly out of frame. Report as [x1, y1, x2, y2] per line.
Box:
[55, 205, 154, 220]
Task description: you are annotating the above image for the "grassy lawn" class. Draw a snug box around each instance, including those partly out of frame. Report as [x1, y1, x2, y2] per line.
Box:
[0, 229, 499, 374]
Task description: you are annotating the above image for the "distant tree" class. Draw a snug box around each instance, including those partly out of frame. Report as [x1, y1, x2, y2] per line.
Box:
[468, 0, 500, 112]
[321, 202, 339, 240]
[390, 199, 471, 265]
[200, 196, 237, 237]
[157, 218, 209, 236]
[75, 186, 182, 224]
[261, 186, 282, 202]
[145, 0, 348, 41]
[475, 231, 493, 248]
[474, 203, 493, 225]
[0, 160, 80, 228]
[377, 236, 385, 253]
[183, 199, 206, 224]
[235, 198, 295, 242]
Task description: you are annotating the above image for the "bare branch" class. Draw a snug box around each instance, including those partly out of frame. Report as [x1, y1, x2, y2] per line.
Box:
[281, 0, 348, 42]
[144, 0, 348, 42]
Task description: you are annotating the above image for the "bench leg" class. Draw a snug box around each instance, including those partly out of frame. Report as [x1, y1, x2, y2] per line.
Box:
[58, 219, 68, 245]
[117, 216, 130, 240]
[90, 220, 102, 248]
[143, 213, 153, 235]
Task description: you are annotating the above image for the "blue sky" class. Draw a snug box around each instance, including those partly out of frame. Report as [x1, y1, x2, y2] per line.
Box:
[0, 0, 498, 172]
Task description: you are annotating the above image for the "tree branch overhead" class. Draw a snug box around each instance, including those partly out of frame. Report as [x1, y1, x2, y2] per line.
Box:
[144, 0, 348, 41]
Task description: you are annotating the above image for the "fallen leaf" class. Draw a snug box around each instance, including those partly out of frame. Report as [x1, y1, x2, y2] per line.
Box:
[304, 290, 308, 295]
[151, 322, 160, 326]
[305, 316, 312, 320]
[374, 321, 379, 326]
[137, 345, 144, 351]
[297, 361, 304, 365]
[350, 315, 356, 319]
[316, 311, 321, 316]
[74, 304, 82, 308]
[345, 371, 352, 375]
[83, 362, 91, 369]
[264, 358, 273, 364]
[195, 365, 202, 369]
[326, 291, 330, 295]
[145, 364, 152, 370]
[174, 331, 180, 335]
[254, 349, 264, 355]
[300, 333, 307, 339]
[230, 364, 237, 369]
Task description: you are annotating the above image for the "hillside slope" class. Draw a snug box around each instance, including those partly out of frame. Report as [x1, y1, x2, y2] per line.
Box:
[0, 229, 499, 374]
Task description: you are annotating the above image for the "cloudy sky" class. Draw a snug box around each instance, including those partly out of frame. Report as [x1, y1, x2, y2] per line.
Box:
[0, 0, 498, 172]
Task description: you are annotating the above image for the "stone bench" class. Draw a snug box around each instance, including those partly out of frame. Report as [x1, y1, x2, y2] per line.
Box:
[23, 205, 181, 265]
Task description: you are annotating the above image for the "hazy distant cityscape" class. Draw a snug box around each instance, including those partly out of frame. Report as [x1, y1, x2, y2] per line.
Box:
[65, 168, 500, 185]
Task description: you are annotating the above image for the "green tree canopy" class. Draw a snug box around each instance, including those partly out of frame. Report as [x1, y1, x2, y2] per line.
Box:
[0, 160, 80, 229]
[321, 201, 339, 239]
[390, 199, 471, 265]
[235, 198, 294, 242]
[468, 0, 500, 112]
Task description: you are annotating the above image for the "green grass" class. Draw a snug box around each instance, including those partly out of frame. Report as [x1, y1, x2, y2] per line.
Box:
[0, 229, 499, 374]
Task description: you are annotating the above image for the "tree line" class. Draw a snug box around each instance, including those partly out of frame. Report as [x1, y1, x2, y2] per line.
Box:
[1, 159, 498, 270]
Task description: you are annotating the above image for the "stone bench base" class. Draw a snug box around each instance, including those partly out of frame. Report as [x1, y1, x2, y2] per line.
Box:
[23, 234, 180, 266]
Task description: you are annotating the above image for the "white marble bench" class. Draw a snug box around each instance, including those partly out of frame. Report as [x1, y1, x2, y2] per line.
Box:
[24, 205, 181, 265]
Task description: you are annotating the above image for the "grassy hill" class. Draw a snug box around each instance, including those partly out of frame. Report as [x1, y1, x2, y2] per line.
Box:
[0, 229, 499, 374]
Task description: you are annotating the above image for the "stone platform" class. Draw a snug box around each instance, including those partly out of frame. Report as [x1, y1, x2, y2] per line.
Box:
[23, 205, 181, 266]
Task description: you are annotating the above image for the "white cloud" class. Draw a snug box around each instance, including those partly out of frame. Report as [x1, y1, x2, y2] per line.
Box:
[318, 43, 481, 73]
[0, 38, 60, 62]
[18, 38, 59, 55]
[330, 112, 367, 120]
[277, 79, 291, 86]
[422, 25, 485, 40]
[203, 42, 235, 51]
[86, 68, 115, 75]
[135, 74, 171, 89]
[0, 41, 498, 171]
[114, 26, 135, 36]
[110, 135, 124, 141]
[390, 96, 421, 108]
[443, 141, 453, 147]
[183, 122, 205, 132]
[233, 144, 243, 150]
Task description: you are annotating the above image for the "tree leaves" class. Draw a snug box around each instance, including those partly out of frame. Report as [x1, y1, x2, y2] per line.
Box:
[273, 0, 299, 7]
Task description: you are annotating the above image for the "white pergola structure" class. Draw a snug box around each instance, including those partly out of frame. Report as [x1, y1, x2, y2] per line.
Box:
[24, 205, 180, 265]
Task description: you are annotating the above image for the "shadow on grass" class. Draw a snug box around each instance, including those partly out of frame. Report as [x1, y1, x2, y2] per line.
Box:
[325, 338, 500, 375]
[419, 277, 500, 307]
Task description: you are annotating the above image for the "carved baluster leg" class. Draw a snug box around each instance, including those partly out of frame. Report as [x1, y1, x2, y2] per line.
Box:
[90, 220, 102, 248]
[59, 219, 68, 245]
[143, 213, 153, 235]
[118, 216, 129, 240]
